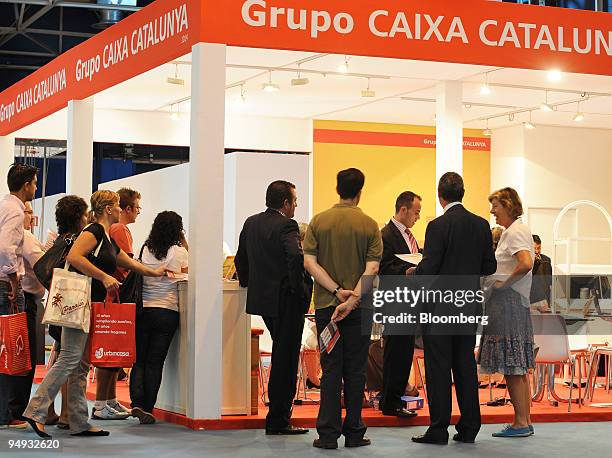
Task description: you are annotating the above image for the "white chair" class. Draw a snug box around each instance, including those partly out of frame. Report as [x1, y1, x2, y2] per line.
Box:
[531, 315, 577, 412]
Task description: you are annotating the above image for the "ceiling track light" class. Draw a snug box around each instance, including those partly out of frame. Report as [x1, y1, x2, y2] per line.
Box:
[262, 71, 280, 92]
[361, 78, 375, 98]
[540, 90, 554, 112]
[167, 63, 185, 86]
[480, 72, 491, 95]
[573, 101, 584, 122]
[291, 64, 310, 86]
[483, 119, 492, 137]
[523, 111, 536, 130]
[170, 103, 179, 121]
[337, 56, 349, 74]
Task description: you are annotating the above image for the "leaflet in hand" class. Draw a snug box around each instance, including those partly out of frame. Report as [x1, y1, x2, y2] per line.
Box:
[395, 253, 423, 265]
[319, 320, 340, 354]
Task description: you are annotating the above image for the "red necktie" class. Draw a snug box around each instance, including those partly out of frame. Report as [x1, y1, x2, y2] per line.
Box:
[405, 229, 419, 254]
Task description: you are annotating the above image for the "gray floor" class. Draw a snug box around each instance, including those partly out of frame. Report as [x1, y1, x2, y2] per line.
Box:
[1, 420, 612, 457]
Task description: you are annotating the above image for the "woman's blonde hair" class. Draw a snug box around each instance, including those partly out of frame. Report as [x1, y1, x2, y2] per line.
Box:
[488, 187, 523, 219]
[90, 190, 120, 220]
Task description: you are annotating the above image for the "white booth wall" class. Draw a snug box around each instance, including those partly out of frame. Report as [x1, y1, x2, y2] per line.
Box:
[491, 124, 612, 265]
[13, 108, 313, 152]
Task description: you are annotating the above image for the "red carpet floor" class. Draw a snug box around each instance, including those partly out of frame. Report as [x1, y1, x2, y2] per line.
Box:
[35, 366, 612, 430]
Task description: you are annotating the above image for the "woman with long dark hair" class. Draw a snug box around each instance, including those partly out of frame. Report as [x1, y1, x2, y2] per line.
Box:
[130, 211, 188, 424]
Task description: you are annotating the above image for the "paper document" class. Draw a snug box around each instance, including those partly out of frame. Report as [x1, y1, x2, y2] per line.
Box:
[395, 253, 423, 265]
[319, 320, 340, 354]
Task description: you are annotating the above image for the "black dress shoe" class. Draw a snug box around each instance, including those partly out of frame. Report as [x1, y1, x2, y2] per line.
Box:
[71, 429, 110, 437]
[345, 436, 371, 448]
[411, 434, 448, 445]
[313, 438, 338, 449]
[265, 425, 309, 435]
[452, 433, 475, 444]
[381, 408, 418, 419]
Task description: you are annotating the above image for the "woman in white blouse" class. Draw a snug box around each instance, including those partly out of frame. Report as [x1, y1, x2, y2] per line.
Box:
[478, 187, 535, 439]
[129, 211, 188, 424]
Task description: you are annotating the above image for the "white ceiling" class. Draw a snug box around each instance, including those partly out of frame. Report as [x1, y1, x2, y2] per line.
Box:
[93, 46, 612, 131]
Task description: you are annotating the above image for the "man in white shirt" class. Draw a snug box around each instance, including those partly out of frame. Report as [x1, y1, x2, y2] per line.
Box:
[0, 163, 38, 429]
[14, 201, 46, 424]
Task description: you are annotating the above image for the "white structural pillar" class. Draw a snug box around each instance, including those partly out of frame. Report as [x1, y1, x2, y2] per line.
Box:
[187, 42, 226, 419]
[0, 134, 15, 196]
[435, 81, 463, 216]
[66, 98, 94, 199]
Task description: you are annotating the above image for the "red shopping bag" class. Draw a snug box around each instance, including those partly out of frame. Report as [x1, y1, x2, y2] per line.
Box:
[0, 306, 31, 375]
[89, 294, 136, 368]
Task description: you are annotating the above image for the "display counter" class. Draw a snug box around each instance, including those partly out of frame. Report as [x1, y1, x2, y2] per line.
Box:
[156, 280, 251, 416]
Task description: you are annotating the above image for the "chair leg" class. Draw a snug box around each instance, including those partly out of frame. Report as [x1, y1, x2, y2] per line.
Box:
[568, 357, 575, 413]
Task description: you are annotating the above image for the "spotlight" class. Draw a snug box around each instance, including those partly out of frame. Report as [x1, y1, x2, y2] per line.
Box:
[524, 111, 535, 130]
[170, 111, 179, 121]
[548, 70, 562, 81]
[262, 82, 280, 92]
[480, 72, 491, 95]
[361, 78, 375, 97]
[262, 71, 280, 92]
[483, 119, 492, 136]
[167, 64, 185, 86]
[337, 56, 349, 73]
[573, 101, 584, 122]
[540, 91, 554, 112]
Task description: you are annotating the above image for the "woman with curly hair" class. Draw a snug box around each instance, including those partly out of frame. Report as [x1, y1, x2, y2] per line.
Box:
[129, 211, 188, 424]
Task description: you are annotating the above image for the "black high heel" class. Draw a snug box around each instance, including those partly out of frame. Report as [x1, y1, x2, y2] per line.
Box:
[23, 417, 52, 439]
[71, 429, 110, 437]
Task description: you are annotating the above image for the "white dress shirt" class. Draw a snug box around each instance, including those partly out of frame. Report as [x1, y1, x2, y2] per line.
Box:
[443, 201, 462, 213]
[0, 194, 25, 281]
[390, 217, 418, 254]
[22, 229, 46, 298]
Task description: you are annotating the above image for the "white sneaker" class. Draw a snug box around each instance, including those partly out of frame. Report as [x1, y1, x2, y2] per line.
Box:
[91, 404, 129, 420]
[108, 400, 132, 415]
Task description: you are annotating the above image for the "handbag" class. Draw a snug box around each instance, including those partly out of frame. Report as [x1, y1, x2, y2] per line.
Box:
[33, 234, 77, 290]
[0, 302, 32, 376]
[42, 234, 104, 333]
[119, 245, 145, 315]
[89, 293, 136, 368]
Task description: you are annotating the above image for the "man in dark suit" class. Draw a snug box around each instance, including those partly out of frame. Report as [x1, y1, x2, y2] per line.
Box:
[411, 172, 496, 445]
[235, 180, 312, 435]
[530, 234, 552, 310]
[379, 191, 422, 418]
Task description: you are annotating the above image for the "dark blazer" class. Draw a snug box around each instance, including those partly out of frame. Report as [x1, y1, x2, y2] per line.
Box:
[416, 204, 496, 278]
[235, 208, 312, 318]
[380, 219, 419, 276]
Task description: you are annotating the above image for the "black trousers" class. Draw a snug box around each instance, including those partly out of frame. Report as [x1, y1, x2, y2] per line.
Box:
[262, 294, 305, 430]
[422, 334, 481, 441]
[315, 306, 372, 442]
[0, 287, 35, 424]
[381, 334, 415, 412]
[129, 307, 179, 413]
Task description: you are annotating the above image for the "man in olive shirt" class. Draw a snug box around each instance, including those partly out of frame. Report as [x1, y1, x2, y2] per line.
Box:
[304, 168, 382, 450]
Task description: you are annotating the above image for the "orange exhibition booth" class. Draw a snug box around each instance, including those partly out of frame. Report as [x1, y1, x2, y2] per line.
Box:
[1, 0, 611, 429]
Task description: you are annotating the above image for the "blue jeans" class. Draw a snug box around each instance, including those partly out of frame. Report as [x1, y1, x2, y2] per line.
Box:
[0, 280, 25, 425]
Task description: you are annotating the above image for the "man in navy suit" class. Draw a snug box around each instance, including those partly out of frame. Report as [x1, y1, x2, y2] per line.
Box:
[411, 173, 496, 445]
[379, 191, 422, 418]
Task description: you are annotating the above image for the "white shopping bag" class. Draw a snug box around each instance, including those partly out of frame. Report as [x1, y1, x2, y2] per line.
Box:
[43, 267, 92, 332]
[42, 231, 103, 333]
